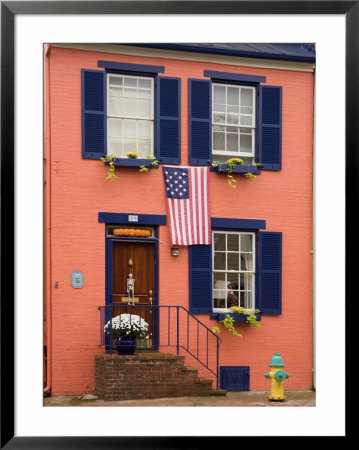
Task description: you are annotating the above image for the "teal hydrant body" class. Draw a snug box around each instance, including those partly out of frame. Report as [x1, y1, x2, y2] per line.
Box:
[264, 353, 290, 401]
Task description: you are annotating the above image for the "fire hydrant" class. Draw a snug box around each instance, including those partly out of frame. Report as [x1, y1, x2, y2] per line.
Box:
[264, 352, 290, 401]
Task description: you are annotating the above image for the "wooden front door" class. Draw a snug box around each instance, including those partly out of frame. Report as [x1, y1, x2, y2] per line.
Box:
[111, 241, 155, 348]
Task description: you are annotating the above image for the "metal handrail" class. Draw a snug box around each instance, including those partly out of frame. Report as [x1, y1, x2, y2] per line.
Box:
[98, 304, 221, 389]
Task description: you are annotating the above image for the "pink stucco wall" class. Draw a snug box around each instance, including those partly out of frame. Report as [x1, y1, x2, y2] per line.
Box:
[45, 46, 313, 395]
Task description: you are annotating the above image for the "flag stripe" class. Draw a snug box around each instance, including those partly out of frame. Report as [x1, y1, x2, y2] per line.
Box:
[163, 166, 211, 246]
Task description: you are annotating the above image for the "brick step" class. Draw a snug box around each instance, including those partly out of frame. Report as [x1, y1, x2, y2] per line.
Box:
[95, 352, 223, 401]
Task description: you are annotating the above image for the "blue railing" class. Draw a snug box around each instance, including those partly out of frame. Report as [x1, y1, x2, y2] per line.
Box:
[98, 304, 221, 389]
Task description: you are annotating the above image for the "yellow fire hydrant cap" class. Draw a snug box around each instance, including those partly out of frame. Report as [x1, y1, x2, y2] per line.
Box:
[268, 352, 286, 367]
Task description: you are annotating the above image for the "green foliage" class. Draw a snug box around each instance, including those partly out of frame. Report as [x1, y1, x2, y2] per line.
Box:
[220, 314, 243, 338]
[100, 154, 118, 181]
[244, 172, 256, 179]
[209, 158, 259, 188]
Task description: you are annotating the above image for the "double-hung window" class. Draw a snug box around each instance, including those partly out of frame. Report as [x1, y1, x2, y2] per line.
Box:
[189, 72, 282, 170]
[81, 61, 181, 164]
[189, 220, 282, 317]
[212, 84, 255, 163]
[107, 74, 154, 158]
[212, 231, 255, 311]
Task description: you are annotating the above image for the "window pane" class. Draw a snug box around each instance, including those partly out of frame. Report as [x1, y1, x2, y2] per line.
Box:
[227, 253, 239, 271]
[213, 132, 225, 151]
[124, 87, 136, 98]
[227, 234, 239, 251]
[227, 114, 239, 125]
[124, 77, 137, 87]
[227, 273, 239, 289]
[213, 113, 225, 124]
[123, 119, 137, 137]
[138, 120, 152, 138]
[138, 139, 151, 156]
[227, 133, 239, 152]
[227, 105, 239, 114]
[213, 272, 226, 287]
[240, 115, 253, 126]
[240, 107, 253, 115]
[214, 233, 225, 251]
[138, 99, 152, 118]
[241, 234, 253, 252]
[138, 89, 152, 99]
[109, 76, 123, 86]
[214, 252, 226, 270]
[108, 97, 123, 116]
[227, 87, 239, 105]
[239, 292, 245, 307]
[213, 125, 225, 133]
[228, 290, 239, 308]
[214, 104, 225, 113]
[240, 134, 253, 153]
[123, 98, 137, 117]
[109, 86, 123, 98]
[139, 79, 151, 89]
[108, 137, 122, 155]
[213, 293, 226, 309]
[108, 118, 122, 137]
[214, 85, 226, 104]
[241, 254, 253, 271]
[243, 273, 253, 291]
[244, 291, 253, 309]
[241, 88, 253, 107]
[123, 138, 137, 153]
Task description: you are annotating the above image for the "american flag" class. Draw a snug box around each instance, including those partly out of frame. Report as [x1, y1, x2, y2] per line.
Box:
[163, 166, 211, 245]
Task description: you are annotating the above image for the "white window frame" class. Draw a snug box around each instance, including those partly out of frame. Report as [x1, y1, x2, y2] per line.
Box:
[212, 83, 256, 158]
[106, 73, 154, 157]
[212, 230, 256, 312]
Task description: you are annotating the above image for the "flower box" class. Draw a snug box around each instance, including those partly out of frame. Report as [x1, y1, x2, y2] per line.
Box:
[210, 312, 261, 323]
[112, 158, 159, 168]
[211, 164, 261, 174]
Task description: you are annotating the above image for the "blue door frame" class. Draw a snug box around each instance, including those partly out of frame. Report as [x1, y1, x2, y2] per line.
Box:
[105, 228, 160, 350]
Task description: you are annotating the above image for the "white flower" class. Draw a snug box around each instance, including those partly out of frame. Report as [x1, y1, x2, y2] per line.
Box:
[104, 314, 149, 338]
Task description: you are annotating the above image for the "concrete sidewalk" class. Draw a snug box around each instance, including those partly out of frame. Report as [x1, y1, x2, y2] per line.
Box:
[44, 390, 315, 407]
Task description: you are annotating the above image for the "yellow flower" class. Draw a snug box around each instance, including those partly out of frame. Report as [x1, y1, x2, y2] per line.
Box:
[126, 152, 139, 159]
[226, 158, 244, 165]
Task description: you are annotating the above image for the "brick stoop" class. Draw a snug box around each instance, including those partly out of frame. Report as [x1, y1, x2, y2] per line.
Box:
[95, 352, 226, 401]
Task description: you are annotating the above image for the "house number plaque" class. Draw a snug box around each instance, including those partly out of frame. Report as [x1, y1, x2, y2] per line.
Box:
[71, 271, 84, 289]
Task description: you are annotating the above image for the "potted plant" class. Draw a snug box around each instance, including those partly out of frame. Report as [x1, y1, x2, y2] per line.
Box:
[104, 314, 149, 354]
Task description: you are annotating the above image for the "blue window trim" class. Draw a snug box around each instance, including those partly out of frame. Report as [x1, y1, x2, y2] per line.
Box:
[204, 70, 266, 84]
[99, 212, 166, 226]
[98, 60, 165, 74]
[211, 218, 266, 230]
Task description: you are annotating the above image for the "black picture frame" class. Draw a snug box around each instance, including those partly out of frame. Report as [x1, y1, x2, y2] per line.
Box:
[1, 1, 352, 447]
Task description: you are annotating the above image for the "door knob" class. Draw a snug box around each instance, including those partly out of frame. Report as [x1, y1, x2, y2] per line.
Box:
[149, 289, 153, 295]
[149, 297, 153, 304]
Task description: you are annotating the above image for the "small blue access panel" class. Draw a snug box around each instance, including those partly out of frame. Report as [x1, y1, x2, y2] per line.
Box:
[220, 366, 250, 391]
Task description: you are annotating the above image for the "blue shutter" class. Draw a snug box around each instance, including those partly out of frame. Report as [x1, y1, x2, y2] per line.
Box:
[156, 77, 181, 164]
[81, 69, 106, 159]
[189, 79, 212, 165]
[220, 366, 250, 391]
[259, 232, 282, 315]
[259, 85, 282, 170]
[189, 245, 212, 314]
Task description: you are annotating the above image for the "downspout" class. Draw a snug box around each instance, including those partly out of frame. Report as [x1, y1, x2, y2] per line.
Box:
[43, 43, 53, 394]
[312, 66, 316, 391]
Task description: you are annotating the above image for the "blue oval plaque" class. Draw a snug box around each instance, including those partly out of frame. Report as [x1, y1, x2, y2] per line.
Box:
[71, 271, 84, 289]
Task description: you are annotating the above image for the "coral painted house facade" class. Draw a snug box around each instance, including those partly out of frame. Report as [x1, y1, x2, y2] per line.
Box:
[44, 43, 315, 397]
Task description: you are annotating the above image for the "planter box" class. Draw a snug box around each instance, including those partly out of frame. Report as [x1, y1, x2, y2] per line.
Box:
[108, 158, 159, 168]
[211, 164, 261, 175]
[210, 313, 261, 323]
